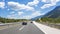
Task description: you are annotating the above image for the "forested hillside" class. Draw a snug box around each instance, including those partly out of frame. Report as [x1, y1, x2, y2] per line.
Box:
[36, 6, 60, 23]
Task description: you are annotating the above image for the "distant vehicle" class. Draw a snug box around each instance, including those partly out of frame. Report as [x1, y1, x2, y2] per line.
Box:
[22, 22, 27, 25]
[31, 21, 33, 23]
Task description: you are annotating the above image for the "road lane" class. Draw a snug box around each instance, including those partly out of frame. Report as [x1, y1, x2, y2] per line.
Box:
[19, 23, 45, 34]
[0, 22, 45, 34]
[0, 23, 22, 30]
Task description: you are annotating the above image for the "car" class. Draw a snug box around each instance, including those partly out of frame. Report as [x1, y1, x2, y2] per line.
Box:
[31, 21, 33, 23]
[22, 22, 27, 25]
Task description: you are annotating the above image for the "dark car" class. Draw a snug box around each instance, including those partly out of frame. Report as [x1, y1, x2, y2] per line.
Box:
[31, 21, 33, 23]
[22, 22, 27, 25]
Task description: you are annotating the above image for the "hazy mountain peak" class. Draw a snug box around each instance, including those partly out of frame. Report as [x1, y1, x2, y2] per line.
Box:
[43, 6, 60, 18]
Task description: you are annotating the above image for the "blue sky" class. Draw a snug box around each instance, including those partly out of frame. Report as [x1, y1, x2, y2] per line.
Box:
[0, 0, 60, 19]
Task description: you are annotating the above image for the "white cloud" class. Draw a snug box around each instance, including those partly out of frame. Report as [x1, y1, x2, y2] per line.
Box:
[7, 13, 18, 19]
[41, 0, 50, 3]
[7, 11, 24, 19]
[32, 11, 41, 16]
[8, 2, 34, 11]
[41, 4, 53, 9]
[22, 11, 44, 19]
[7, 11, 44, 19]
[42, 0, 47, 3]
[51, 0, 60, 4]
[0, 2, 5, 9]
[27, 0, 40, 6]
[18, 12, 23, 15]
[41, 0, 60, 9]
[31, 11, 44, 17]
[10, 11, 15, 14]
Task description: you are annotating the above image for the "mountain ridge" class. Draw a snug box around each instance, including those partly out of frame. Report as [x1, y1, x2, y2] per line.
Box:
[43, 6, 60, 18]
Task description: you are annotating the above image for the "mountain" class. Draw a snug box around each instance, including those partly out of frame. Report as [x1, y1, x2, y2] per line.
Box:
[31, 16, 43, 20]
[31, 6, 60, 21]
[43, 6, 60, 18]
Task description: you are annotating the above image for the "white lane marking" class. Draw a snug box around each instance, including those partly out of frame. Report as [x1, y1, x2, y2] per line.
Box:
[0, 28, 8, 30]
[19, 26, 25, 30]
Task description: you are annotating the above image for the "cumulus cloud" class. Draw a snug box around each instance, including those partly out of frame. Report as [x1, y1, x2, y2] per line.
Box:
[8, 11, 44, 19]
[27, 0, 40, 6]
[7, 11, 24, 19]
[41, 0, 60, 9]
[8, 2, 34, 11]
[0, 2, 5, 9]
[6, 0, 60, 19]
[18, 12, 23, 15]
[41, 4, 54, 9]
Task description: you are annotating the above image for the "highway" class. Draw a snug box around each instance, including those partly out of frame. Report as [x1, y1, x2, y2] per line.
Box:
[0, 22, 45, 34]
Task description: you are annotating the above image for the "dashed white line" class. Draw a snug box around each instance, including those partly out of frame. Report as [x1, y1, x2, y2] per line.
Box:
[19, 26, 25, 30]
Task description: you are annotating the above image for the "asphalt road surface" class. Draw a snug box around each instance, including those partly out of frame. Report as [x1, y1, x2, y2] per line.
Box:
[0, 22, 45, 34]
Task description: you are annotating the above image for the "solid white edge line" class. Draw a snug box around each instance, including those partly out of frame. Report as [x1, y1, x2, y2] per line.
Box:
[33, 22, 46, 34]
[33, 21, 60, 34]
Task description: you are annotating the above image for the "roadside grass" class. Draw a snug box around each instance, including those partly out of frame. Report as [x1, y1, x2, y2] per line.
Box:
[0, 23, 21, 30]
[0, 26, 8, 30]
[35, 17, 60, 29]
